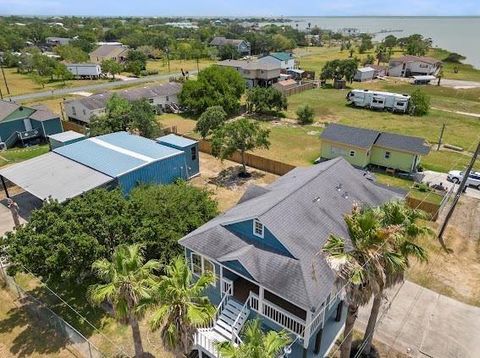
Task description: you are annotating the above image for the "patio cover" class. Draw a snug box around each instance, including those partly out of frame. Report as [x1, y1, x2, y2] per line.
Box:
[0, 152, 113, 203]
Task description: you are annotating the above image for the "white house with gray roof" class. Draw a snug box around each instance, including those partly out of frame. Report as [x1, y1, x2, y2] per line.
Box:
[210, 37, 251, 56]
[217, 59, 281, 87]
[64, 82, 182, 124]
[180, 157, 399, 358]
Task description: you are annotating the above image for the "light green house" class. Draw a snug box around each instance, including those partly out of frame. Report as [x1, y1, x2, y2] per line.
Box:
[320, 123, 430, 173]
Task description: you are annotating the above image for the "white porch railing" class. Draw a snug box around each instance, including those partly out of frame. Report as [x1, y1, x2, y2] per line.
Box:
[194, 330, 219, 357]
[221, 277, 233, 296]
[248, 292, 306, 337]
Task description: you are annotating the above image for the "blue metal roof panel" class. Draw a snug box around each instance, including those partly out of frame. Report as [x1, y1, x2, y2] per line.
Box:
[54, 139, 147, 177]
[157, 134, 197, 148]
[99, 132, 183, 159]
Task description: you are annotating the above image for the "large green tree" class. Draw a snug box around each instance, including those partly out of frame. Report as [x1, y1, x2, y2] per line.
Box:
[245, 87, 287, 115]
[179, 65, 245, 115]
[217, 319, 291, 358]
[148, 257, 215, 355]
[89, 244, 159, 358]
[409, 89, 431, 116]
[5, 183, 218, 285]
[195, 105, 228, 139]
[211, 118, 270, 176]
[101, 59, 123, 79]
[89, 95, 161, 138]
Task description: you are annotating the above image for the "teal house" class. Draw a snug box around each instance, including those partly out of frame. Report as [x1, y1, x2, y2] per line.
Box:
[180, 158, 399, 358]
[320, 124, 430, 173]
[0, 101, 63, 148]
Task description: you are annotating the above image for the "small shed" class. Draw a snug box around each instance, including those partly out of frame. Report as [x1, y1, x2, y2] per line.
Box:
[157, 134, 199, 178]
[354, 67, 376, 82]
[48, 130, 86, 150]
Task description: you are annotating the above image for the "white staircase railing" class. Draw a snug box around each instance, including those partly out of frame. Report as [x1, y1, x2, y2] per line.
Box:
[231, 299, 250, 344]
[199, 292, 231, 330]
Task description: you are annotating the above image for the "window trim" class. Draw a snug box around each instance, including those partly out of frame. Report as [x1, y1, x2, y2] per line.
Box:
[384, 151, 391, 159]
[190, 252, 216, 286]
[349, 150, 355, 157]
[191, 146, 197, 160]
[253, 218, 264, 238]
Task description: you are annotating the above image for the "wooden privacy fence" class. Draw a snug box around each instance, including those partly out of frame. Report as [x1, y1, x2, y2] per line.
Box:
[279, 82, 316, 97]
[62, 121, 86, 134]
[170, 132, 296, 176]
[405, 196, 441, 221]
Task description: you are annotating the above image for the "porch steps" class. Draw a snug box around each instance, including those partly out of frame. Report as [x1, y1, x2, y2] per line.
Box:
[212, 298, 250, 341]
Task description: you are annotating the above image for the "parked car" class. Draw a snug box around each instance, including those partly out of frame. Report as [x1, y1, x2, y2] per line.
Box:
[447, 170, 480, 189]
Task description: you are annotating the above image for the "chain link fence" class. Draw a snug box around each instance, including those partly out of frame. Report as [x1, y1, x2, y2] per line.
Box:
[0, 267, 104, 358]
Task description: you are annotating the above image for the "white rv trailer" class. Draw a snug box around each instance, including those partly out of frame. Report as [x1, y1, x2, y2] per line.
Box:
[346, 89, 410, 113]
[66, 63, 102, 78]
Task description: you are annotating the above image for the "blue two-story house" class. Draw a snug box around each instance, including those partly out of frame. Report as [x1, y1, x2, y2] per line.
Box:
[179, 157, 398, 358]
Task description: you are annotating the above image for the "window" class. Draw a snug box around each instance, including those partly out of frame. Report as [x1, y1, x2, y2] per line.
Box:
[71, 106, 76, 116]
[191, 253, 216, 285]
[82, 109, 86, 116]
[148, 98, 154, 104]
[385, 151, 391, 159]
[253, 219, 264, 238]
[191, 146, 197, 160]
[166, 96, 169, 102]
[203, 260, 214, 276]
[349, 150, 355, 157]
[191, 253, 202, 276]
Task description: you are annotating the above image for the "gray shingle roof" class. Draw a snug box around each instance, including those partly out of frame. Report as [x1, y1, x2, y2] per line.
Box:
[210, 37, 246, 47]
[0, 101, 20, 121]
[64, 82, 182, 111]
[375, 132, 430, 155]
[321, 123, 430, 155]
[90, 44, 128, 58]
[180, 158, 399, 310]
[320, 123, 380, 149]
[29, 106, 59, 121]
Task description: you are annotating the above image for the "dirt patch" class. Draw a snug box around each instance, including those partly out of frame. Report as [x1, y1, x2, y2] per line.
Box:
[191, 154, 277, 212]
[407, 196, 480, 306]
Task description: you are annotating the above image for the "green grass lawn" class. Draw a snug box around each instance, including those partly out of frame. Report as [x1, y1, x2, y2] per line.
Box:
[429, 48, 480, 82]
[147, 58, 214, 74]
[0, 145, 50, 168]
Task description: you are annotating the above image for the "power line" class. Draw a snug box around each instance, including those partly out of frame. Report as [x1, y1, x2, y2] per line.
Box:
[321, 136, 479, 358]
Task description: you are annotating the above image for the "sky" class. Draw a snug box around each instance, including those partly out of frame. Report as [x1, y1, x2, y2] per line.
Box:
[0, 0, 479, 17]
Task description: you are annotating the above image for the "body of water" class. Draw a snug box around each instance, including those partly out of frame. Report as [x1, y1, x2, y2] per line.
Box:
[272, 17, 480, 69]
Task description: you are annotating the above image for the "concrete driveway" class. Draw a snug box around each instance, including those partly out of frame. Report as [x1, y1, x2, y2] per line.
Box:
[357, 281, 480, 358]
[0, 192, 41, 236]
[421, 170, 480, 200]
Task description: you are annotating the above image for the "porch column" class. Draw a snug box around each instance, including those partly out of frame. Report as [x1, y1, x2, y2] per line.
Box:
[303, 311, 312, 349]
[1, 176, 9, 198]
[219, 266, 224, 295]
[259, 286, 264, 314]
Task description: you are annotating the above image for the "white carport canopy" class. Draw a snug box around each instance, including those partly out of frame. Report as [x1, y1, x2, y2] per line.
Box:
[0, 152, 113, 203]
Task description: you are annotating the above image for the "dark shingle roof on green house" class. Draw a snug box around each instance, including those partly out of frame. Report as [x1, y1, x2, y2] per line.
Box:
[321, 123, 430, 155]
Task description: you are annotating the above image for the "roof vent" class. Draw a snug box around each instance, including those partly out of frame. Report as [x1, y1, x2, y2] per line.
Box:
[335, 183, 343, 192]
[342, 192, 349, 199]
[312, 196, 321, 203]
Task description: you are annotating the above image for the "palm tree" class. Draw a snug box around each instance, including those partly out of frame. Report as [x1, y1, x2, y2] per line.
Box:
[88, 244, 160, 358]
[323, 204, 404, 358]
[148, 257, 215, 355]
[361, 201, 431, 356]
[216, 319, 291, 358]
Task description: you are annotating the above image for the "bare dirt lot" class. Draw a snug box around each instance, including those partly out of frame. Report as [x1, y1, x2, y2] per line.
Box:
[407, 196, 480, 306]
[191, 153, 278, 212]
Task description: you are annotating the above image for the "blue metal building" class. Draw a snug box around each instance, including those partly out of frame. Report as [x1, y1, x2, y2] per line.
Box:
[157, 134, 200, 178]
[53, 131, 199, 194]
[48, 131, 86, 150]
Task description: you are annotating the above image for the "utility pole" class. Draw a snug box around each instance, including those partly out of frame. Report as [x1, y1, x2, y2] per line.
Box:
[0, 63, 10, 95]
[437, 123, 446, 151]
[438, 141, 480, 248]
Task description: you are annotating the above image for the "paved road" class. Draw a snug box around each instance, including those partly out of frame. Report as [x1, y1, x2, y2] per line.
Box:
[421, 170, 480, 200]
[5, 71, 188, 102]
[357, 280, 480, 358]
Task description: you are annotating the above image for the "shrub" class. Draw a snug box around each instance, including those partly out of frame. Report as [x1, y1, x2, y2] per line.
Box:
[409, 89, 430, 116]
[296, 105, 315, 124]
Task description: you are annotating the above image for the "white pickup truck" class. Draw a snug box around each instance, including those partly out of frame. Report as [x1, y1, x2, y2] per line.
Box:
[447, 170, 480, 190]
